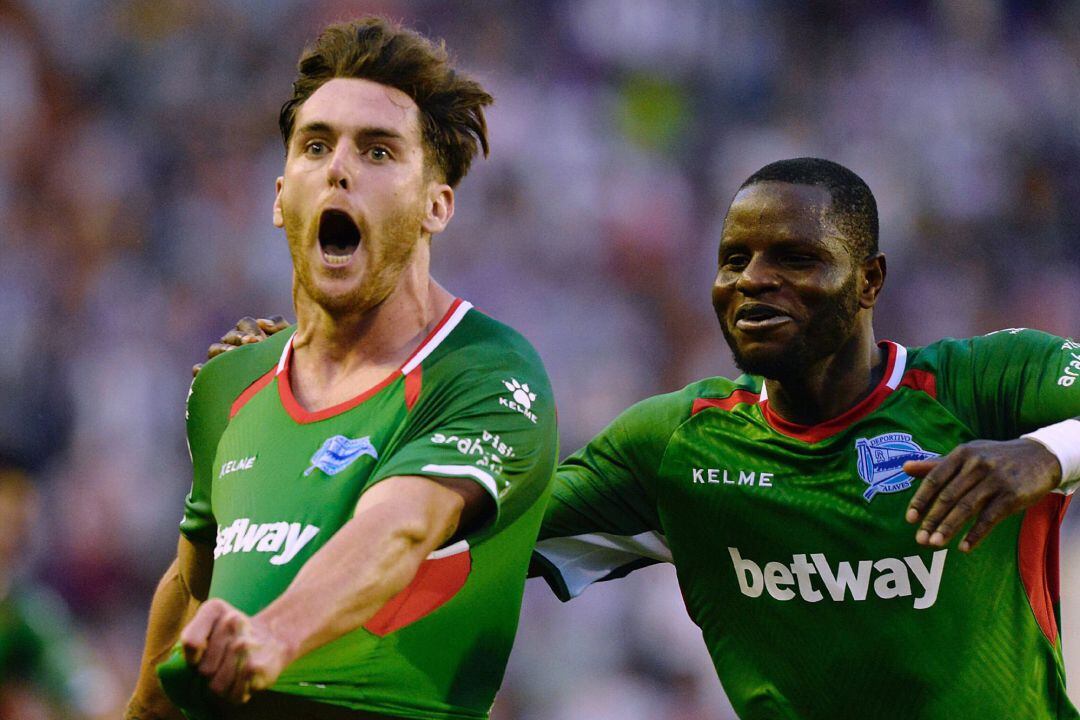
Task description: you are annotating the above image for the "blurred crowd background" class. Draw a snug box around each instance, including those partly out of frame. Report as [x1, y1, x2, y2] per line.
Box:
[1, 0, 1078, 717]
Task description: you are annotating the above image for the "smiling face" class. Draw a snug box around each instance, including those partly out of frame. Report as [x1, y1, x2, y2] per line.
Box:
[273, 77, 453, 315]
[712, 181, 878, 380]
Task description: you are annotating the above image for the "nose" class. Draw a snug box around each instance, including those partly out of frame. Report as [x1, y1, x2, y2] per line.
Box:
[735, 254, 781, 295]
[326, 147, 351, 191]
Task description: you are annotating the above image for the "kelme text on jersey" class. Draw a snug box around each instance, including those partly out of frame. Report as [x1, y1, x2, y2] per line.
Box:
[214, 517, 320, 565]
[728, 547, 947, 609]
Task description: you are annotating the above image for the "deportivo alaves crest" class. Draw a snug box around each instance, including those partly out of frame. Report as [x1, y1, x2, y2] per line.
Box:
[856, 433, 937, 501]
[304, 435, 379, 477]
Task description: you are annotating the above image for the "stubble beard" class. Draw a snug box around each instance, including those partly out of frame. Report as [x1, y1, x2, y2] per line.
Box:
[286, 205, 424, 317]
[721, 272, 861, 381]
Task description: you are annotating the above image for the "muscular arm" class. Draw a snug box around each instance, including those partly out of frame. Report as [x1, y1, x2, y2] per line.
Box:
[181, 474, 487, 704]
[126, 536, 212, 719]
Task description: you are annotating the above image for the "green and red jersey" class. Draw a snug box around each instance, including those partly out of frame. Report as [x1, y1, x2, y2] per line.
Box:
[160, 299, 558, 720]
[537, 329, 1080, 719]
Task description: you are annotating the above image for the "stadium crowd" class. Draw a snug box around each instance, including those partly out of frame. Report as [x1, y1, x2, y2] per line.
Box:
[0, 0, 1077, 717]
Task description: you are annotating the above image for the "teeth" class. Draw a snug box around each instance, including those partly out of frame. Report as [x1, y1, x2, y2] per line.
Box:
[322, 251, 352, 265]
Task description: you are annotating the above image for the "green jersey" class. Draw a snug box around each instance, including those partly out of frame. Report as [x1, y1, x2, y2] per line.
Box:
[536, 330, 1080, 719]
[159, 299, 558, 720]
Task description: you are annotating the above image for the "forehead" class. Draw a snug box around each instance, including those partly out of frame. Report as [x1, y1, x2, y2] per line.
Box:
[721, 181, 835, 246]
[293, 77, 422, 142]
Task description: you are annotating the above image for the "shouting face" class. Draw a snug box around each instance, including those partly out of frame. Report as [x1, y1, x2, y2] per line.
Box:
[711, 181, 872, 380]
[273, 78, 452, 315]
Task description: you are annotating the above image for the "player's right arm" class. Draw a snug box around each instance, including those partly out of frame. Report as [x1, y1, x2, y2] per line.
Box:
[126, 536, 212, 720]
[533, 391, 689, 600]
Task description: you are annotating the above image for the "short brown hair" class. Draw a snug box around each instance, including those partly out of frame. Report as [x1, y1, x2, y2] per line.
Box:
[279, 17, 493, 187]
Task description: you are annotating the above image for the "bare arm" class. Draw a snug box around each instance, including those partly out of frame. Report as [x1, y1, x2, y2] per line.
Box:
[126, 536, 213, 719]
[181, 474, 487, 704]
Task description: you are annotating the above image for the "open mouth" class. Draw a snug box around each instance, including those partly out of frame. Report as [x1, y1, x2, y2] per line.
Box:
[318, 210, 361, 266]
[734, 304, 791, 330]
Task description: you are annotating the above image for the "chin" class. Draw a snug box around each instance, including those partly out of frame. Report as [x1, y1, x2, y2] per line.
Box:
[731, 348, 797, 379]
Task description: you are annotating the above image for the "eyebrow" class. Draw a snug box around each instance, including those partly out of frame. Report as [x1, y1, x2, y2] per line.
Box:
[294, 122, 407, 143]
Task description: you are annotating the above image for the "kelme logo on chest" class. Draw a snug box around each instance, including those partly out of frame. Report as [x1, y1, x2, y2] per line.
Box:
[855, 433, 937, 501]
[304, 435, 379, 477]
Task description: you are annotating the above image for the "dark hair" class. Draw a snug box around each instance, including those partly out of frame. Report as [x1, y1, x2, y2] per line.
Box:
[740, 157, 879, 259]
[279, 17, 493, 187]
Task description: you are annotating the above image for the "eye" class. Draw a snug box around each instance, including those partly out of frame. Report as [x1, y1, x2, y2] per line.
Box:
[781, 254, 817, 268]
[721, 253, 749, 271]
[367, 146, 391, 161]
[304, 140, 329, 157]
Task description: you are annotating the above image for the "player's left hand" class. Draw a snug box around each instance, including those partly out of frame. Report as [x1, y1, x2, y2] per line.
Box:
[903, 438, 1063, 553]
[180, 598, 295, 705]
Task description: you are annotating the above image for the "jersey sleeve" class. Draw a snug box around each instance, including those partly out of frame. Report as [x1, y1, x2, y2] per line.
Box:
[533, 392, 685, 600]
[179, 369, 224, 544]
[937, 329, 1080, 439]
[179, 331, 292, 544]
[368, 351, 557, 535]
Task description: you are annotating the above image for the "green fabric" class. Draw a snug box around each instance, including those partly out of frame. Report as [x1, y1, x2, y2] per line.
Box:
[160, 303, 557, 720]
[0, 587, 93, 713]
[538, 331, 1080, 719]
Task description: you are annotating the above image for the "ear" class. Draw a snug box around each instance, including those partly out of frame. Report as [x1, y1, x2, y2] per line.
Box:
[421, 182, 454, 236]
[859, 253, 887, 309]
[273, 176, 285, 228]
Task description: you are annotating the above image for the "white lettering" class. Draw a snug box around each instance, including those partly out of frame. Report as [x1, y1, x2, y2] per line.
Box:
[905, 550, 948, 610]
[728, 548, 947, 608]
[271, 523, 320, 565]
[691, 468, 777, 489]
[256, 522, 289, 553]
[872, 557, 911, 599]
[214, 518, 319, 565]
[790, 554, 822, 602]
[764, 561, 796, 600]
[812, 554, 872, 602]
[219, 456, 257, 479]
[728, 547, 763, 598]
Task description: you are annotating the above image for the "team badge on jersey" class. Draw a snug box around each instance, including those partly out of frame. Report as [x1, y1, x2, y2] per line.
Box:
[304, 435, 379, 477]
[855, 433, 938, 501]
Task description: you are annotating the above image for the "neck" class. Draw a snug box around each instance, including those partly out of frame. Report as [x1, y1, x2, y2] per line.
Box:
[289, 246, 454, 409]
[763, 324, 885, 426]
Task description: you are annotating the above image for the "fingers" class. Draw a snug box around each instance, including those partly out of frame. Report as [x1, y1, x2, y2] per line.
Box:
[910, 455, 987, 546]
[208, 342, 235, 359]
[181, 599, 228, 666]
[192, 363, 203, 377]
[257, 315, 290, 335]
[199, 612, 247, 683]
[221, 328, 261, 346]
[235, 316, 261, 336]
[919, 484, 994, 549]
[181, 601, 261, 705]
[904, 454, 963, 524]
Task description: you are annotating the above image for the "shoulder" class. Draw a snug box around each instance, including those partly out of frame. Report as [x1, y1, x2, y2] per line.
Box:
[907, 329, 1070, 370]
[188, 328, 294, 419]
[611, 375, 755, 442]
[425, 305, 551, 388]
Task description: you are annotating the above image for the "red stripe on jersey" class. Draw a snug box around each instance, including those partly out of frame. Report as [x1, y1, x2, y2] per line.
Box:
[899, 369, 937, 398]
[363, 548, 471, 637]
[278, 299, 462, 424]
[1017, 494, 1070, 646]
[692, 390, 760, 416]
[404, 365, 422, 410]
[229, 368, 276, 419]
[760, 342, 899, 443]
